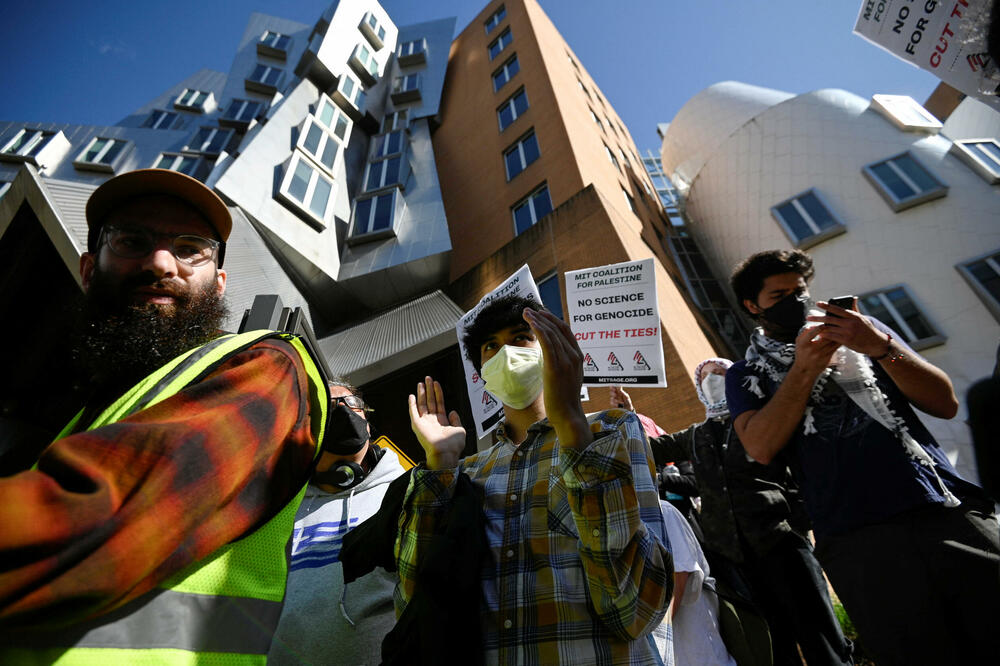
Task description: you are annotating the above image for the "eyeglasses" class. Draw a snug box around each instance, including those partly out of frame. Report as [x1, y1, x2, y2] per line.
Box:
[333, 394, 371, 412]
[100, 224, 222, 267]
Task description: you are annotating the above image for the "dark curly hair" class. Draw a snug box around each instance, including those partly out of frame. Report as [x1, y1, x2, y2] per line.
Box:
[462, 294, 545, 373]
[730, 249, 815, 314]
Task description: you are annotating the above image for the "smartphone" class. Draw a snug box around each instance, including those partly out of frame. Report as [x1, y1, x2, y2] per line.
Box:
[828, 295, 855, 316]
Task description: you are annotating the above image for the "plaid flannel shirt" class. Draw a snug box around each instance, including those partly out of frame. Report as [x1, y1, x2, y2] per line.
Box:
[0, 339, 318, 627]
[395, 408, 674, 665]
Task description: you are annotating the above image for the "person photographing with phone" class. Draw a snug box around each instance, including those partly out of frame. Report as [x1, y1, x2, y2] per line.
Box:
[725, 249, 998, 666]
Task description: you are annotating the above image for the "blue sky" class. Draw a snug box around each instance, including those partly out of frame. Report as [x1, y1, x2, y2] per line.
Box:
[1, 0, 939, 152]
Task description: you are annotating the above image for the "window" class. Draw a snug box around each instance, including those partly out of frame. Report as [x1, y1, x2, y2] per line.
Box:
[279, 153, 334, 224]
[373, 130, 404, 158]
[870, 94, 942, 132]
[397, 38, 427, 65]
[504, 130, 540, 180]
[1, 129, 55, 158]
[155, 153, 202, 176]
[391, 74, 421, 103]
[297, 118, 340, 172]
[220, 99, 262, 127]
[512, 184, 553, 235]
[957, 249, 1000, 322]
[770, 189, 846, 248]
[143, 110, 179, 130]
[618, 147, 631, 170]
[492, 55, 519, 92]
[74, 137, 128, 171]
[349, 43, 379, 83]
[606, 115, 618, 135]
[863, 152, 947, 211]
[0, 181, 9, 199]
[382, 109, 408, 132]
[353, 191, 397, 236]
[365, 156, 402, 191]
[336, 73, 366, 110]
[360, 13, 386, 49]
[185, 127, 233, 155]
[488, 28, 512, 60]
[577, 79, 591, 100]
[246, 64, 283, 93]
[589, 109, 603, 132]
[315, 95, 352, 143]
[259, 31, 291, 55]
[485, 5, 506, 33]
[566, 51, 578, 69]
[604, 143, 620, 172]
[950, 139, 1000, 184]
[622, 187, 635, 213]
[175, 89, 211, 112]
[537, 272, 564, 320]
[857, 285, 943, 349]
[497, 88, 528, 131]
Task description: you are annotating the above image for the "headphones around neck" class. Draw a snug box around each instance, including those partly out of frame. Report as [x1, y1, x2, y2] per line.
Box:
[324, 445, 384, 490]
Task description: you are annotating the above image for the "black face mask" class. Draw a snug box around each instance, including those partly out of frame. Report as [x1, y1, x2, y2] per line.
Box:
[321, 404, 370, 456]
[760, 291, 810, 336]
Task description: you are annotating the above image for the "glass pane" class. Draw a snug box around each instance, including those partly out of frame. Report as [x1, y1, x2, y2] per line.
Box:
[207, 130, 228, 153]
[178, 156, 197, 175]
[334, 115, 348, 140]
[537, 276, 564, 320]
[967, 256, 1000, 302]
[885, 287, 934, 340]
[102, 140, 124, 164]
[83, 138, 108, 162]
[288, 160, 312, 203]
[893, 154, 937, 194]
[971, 142, 1000, 170]
[372, 194, 394, 230]
[367, 164, 382, 191]
[354, 198, 372, 234]
[859, 293, 893, 325]
[775, 201, 811, 241]
[514, 201, 534, 235]
[156, 155, 173, 169]
[341, 76, 355, 98]
[194, 91, 208, 106]
[521, 133, 540, 167]
[251, 64, 268, 82]
[870, 162, 913, 200]
[489, 40, 502, 60]
[507, 56, 519, 78]
[387, 131, 401, 154]
[532, 187, 552, 220]
[304, 124, 323, 155]
[799, 192, 835, 231]
[320, 141, 337, 170]
[309, 177, 331, 218]
[499, 104, 514, 130]
[384, 157, 400, 185]
[505, 148, 522, 179]
[493, 71, 505, 91]
[319, 101, 335, 128]
[514, 90, 528, 115]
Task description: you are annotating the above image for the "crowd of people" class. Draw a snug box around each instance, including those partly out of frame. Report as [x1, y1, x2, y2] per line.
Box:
[0, 168, 997, 665]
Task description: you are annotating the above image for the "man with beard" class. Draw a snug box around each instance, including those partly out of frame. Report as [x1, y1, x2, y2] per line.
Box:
[726, 249, 999, 666]
[0, 169, 329, 664]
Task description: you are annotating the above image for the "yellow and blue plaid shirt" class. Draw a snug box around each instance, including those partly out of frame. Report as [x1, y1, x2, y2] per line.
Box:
[395, 409, 674, 665]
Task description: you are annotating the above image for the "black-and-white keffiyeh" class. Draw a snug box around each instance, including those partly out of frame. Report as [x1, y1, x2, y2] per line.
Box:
[742, 325, 960, 508]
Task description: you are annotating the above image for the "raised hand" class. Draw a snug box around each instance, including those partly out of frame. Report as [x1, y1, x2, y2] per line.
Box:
[408, 375, 466, 470]
[791, 324, 840, 380]
[807, 301, 890, 358]
[523, 308, 591, 451]
[609, 385, 634, 411]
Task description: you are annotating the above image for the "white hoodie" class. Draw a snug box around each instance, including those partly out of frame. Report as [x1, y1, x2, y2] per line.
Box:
[268, 447, 406, 666]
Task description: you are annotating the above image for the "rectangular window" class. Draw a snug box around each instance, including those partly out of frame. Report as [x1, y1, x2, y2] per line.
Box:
[259, 31, 291, 53]
[577, 79, 591, 100]
[337, 73, 366, 110]
[497, 88, 528, 131]
[391, 75, 421, 104]
[185, 127, 233, 155]
[315, 95, 352, 143]
[373, 130, 404, 158]
[604, 143, 620, 173]
[1, 129, 55, 158]
[382, 110, 408, 132]
[353, 191, 397, 236]
[770, 188, 846, 248]
[537, 272, 564, 320]
[492, 55, 519, 92]
[862, 152, 948, 211]
[247, 64, 282, 92]
[398, 39, 426, 58]
[622, 187, 635, 212]
[857, 285, 943, 349]
[74, 137, 128, 171]
[278, 153, 335, 224]
[870, 94, 942, 132]
[950, 139, 1000, 184]
[221, 99, 262, 125]
[512, 184, 553, 235]
[350, 43, 380, 82]
[488, 28, 512, 60]
[957, 249, 1000, 322]
[504, 130, 540, 180]
[175, 89, 211, 112]
[143, 110, 179, 130]
[589, 109, 603, 131]
[365, 156, 402, 191]
[297, 117, 340, 172]
[566, 51, 578, 69]
[359, 13, 386, 49]
[155, 153, 202, 176]
[485, 5, 507, 33]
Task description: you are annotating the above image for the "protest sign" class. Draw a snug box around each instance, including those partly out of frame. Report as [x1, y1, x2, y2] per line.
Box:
[456, 265, 541, 439]
[853, 0, 999, 112]
[565, 257, 666, 387]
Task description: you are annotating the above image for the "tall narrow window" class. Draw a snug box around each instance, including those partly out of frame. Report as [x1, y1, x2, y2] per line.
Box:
[512, 184, 553, 235]
[353, 191, 397, 237]
[504, 131, 540, 180]
[488, 28, 512, 60]
[485, 5, 507, 33]
[492, 55, 520, 92]
[278, 153, 335, 225]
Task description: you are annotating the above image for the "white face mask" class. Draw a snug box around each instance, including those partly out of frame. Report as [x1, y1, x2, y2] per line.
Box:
[481, 345, 544, 410]
[700, 372, 727, 406]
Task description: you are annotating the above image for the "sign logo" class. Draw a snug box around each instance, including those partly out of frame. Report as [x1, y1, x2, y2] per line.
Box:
[584, 353, 599, 371]
[482, 391, 498, 409]
[633, 350, 650, 371]
[607, 352, 623, 372]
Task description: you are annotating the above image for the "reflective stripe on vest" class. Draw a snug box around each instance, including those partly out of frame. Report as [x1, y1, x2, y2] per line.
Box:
[8, 330, 328, 665]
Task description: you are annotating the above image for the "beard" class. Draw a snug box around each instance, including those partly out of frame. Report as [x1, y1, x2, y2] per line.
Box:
[74, 266, 229, 388]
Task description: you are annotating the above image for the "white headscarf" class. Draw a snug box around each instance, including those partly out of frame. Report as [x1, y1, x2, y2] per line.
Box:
[694, 357, 733, 419]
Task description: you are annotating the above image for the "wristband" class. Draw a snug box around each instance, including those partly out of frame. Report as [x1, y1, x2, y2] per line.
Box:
[871, 333, 904, 363]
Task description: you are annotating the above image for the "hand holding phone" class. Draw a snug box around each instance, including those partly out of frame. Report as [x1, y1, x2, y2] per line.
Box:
[827, 295, 855, 317]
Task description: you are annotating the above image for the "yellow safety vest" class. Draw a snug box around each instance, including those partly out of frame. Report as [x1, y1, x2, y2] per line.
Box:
[3, 330, 328, 665]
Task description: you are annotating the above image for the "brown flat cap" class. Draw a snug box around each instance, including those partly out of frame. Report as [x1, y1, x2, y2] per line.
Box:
[85, 169, 232, 252]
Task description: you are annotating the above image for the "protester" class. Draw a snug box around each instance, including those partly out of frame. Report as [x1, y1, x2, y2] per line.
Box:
[727, 249, 1000, 665]
[0, 169, 328, 663]
[614, 358, 851, 666]
[270, 380, 406, 665]
[400, 294, 674, 664]
[659, 500, 736, 666]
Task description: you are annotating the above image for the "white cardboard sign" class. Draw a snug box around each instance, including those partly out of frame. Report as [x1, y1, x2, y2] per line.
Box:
[853, 0, 1000, 112]
[456, 265, 541, 439]
[565, 257, 667, 387]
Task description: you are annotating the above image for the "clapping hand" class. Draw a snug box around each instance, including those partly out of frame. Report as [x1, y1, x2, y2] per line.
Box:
[408, 376, 466, 470]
